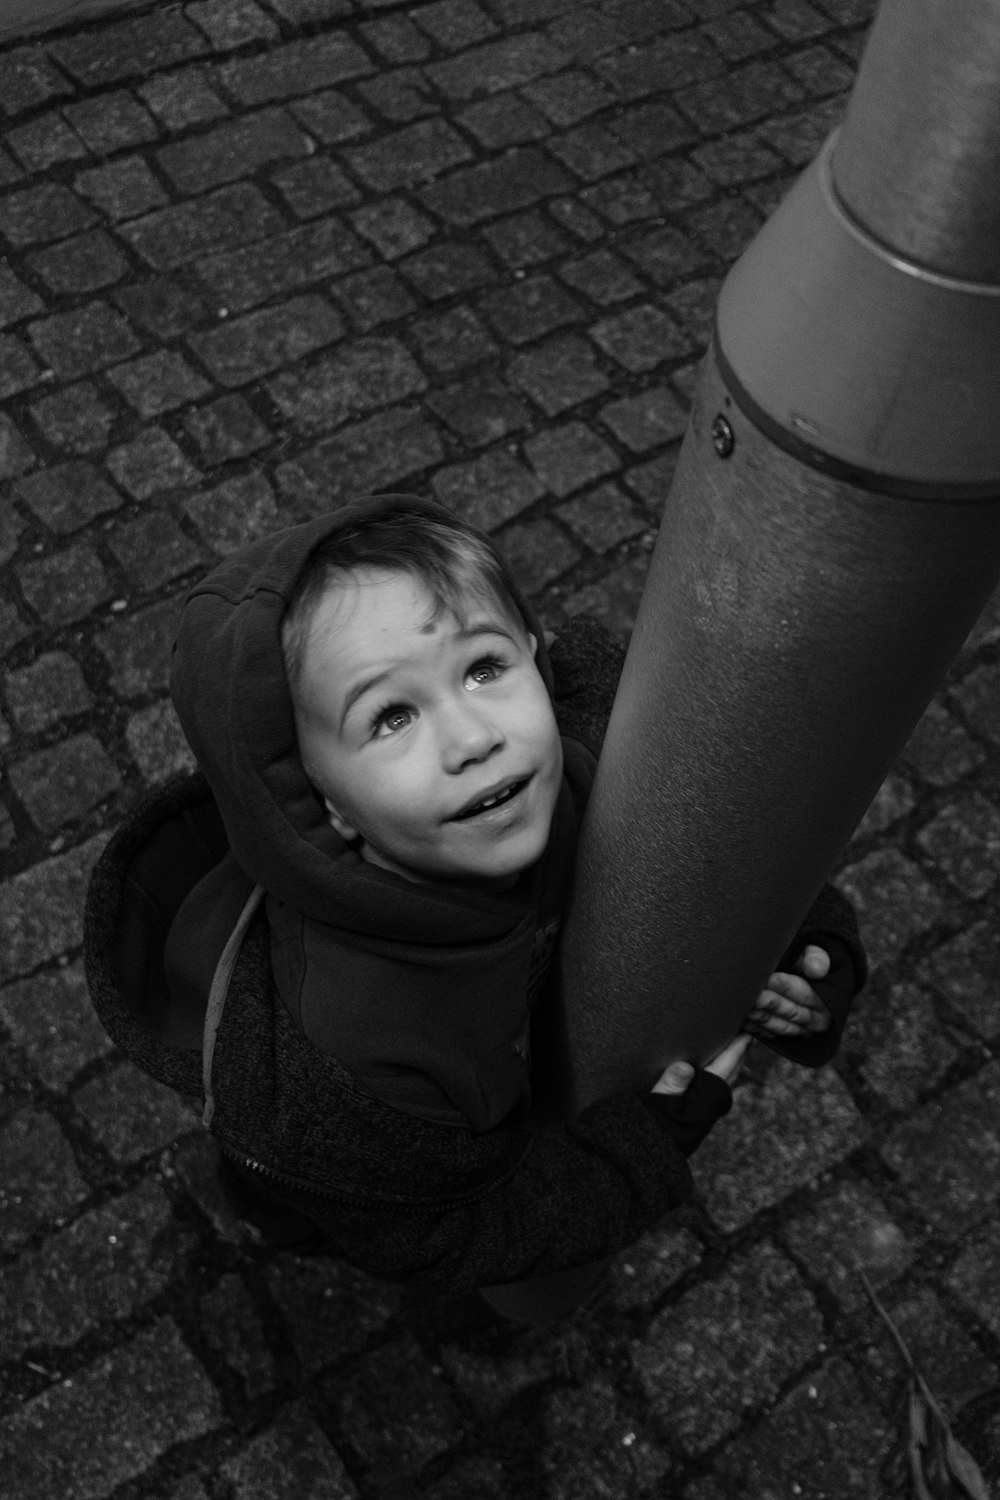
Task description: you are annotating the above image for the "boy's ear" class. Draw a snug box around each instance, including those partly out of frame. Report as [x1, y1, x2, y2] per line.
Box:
[323, 796, 359, 842]
[528, 632, 538, 657]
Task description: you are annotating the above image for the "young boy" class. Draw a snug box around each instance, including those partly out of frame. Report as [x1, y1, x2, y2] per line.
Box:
[86, 495, 866, 1296]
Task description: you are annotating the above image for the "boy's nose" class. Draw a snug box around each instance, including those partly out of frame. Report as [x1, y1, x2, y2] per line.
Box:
[441, 701, 504, 771]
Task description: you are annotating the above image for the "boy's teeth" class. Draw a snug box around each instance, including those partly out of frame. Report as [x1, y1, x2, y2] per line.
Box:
[462, 782, 520, 817]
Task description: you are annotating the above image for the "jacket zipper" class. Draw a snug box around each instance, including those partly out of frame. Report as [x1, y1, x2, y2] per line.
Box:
[218, 1139, 531, 1212]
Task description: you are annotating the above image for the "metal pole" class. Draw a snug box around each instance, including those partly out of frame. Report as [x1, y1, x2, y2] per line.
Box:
[555, 0, 1000, 1112]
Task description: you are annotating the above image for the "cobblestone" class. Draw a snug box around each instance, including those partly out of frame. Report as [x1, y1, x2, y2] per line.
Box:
[0, 834, 105, 979]
[781, 1180, 913, 1317]
[0, 1179, 185, 1358]
[74, 1062, 200, 1162]
[432, 448, 543, 529]
[864, 1286, 997, 1411]
[106, 427, 201, 499]
[28, 380, 116, 454]
[139, 65, 229, 129]
[600, 384, 689, 450]
[95, 596, 183, 697]
[0, 1109, 89, 1250]
[121, 182, 286, 269]
[836, 848, 946, 970]
[189, 293, 344, 385]
[558, 481, 646, 551]
[17, 461, 122, 534]
[329, 1337, 465, 1485]
[0, 182, 96, 245]
[918, 921, 1000, 1040]
[712, 1356, 893, 1498]
[222, 1403, 358, 1498]
[183, 471, 282, 553]
[333, 265, 416, 329]
[268, 334, 425, 432]
[17, 543, 113, 626]
[634, 1243, 823, 1454]
[851, 980, 959, 1109]
[428, 370, 531, 444]
[507, 333, 609, 414]
[114, 274, 208, 338]
[9, 733, 121, 835]
[947, 1223, 1000, 1339]
[74, 154, 169, 222]
[4, 650, 92, 733]
[28, 300, 141, 380]
[409, 303, 497, 371]
[0, 1319, 222, 1500]
[49, 12, 208, 85]
[419, 146, 572, 224]
[482, 207, 570, 268]
[496, 515, 579, 592]
[157, 107, 309, 195]
[218, 33, 372, 104]
[27, 227, 131, 296]
[65, 89, 159, 153]
[695, 1058, 868, 1230]
[107, 510, 204, 591]
[125, 698, 197, 783]
[525, 418, 619, 495]
[199, 1270, 277, 1397]
[8, 112, 89, 173]
[0, 961, 112, 1088]
[0, 45, 71, 114]
[915, 792, 1000, 898]
[458, 90, 549, 147]
[267, 1255, 401, 1374]
[279, 404, 443, 506]
[480, 272, 584, 343]
[399, 239, 497, 298]
[881, 1062, 1000, 1235]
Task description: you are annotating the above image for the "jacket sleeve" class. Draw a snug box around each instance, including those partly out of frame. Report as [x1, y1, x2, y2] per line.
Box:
[763, 881, 869, 1068]
[227, 1070, 733, 1292]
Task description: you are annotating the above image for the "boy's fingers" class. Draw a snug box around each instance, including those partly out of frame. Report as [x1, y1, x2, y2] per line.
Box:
[755, 988, 808, 1019]
[796, 944, 831, 979]
[765, 971, 816, 1004]
[750, 984, 832, 1034]
[704, 1033, 752, 1084]
[651, 1060, 695, 1096]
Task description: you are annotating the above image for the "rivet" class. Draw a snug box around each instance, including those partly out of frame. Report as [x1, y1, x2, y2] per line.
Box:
[711, 414, 735, 458]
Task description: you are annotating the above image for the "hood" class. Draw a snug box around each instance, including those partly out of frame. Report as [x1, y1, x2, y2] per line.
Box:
[169, 495, 558, 946]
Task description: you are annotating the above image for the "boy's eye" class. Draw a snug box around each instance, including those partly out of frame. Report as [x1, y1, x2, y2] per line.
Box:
[372, 706, 412, 737]
[466, 656, 506, 687]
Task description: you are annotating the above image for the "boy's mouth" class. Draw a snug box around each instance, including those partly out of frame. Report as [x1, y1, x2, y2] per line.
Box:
[450, 777, 530, 821]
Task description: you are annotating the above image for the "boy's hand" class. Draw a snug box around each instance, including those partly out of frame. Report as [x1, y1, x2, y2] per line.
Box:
[651, 1034, 751, 1096]
[743, 944, 833, 1039]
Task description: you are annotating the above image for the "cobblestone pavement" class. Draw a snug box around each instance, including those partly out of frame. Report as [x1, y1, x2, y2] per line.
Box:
[2, 0, 999, 1494]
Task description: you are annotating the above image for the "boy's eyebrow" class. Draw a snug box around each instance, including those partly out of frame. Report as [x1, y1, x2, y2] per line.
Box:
[340, 670, 392, 730]
[456, 618, 519, 641]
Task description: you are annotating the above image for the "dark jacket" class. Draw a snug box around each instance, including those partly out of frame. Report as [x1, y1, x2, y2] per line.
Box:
[84, 498, 867, 1291]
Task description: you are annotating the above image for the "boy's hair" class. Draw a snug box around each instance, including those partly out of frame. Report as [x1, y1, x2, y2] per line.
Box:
[281, 501, 528, 696]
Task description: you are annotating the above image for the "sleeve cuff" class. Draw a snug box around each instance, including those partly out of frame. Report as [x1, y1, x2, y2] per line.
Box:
[641, 1070, 733, 1156]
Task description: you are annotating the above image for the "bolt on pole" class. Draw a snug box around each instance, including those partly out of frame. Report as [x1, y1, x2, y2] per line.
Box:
[553, 0, 1000, 1114]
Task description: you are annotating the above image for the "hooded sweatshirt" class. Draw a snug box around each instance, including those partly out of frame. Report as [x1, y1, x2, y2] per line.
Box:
[165, 495, 599, 1133]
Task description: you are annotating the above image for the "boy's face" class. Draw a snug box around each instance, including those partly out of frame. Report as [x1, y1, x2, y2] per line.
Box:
[292, 568, 564, 888]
